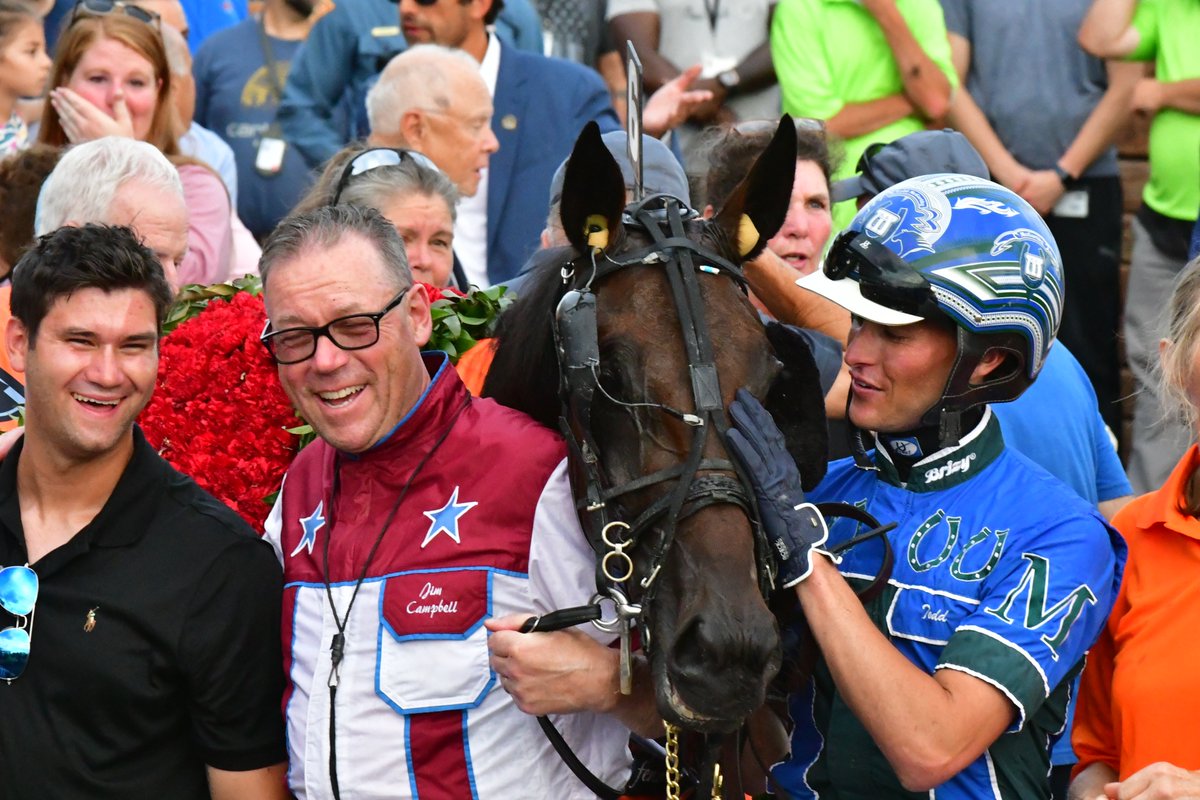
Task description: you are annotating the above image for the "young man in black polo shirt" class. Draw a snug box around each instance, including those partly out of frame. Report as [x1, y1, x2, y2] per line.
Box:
[0, 225, 288, 799]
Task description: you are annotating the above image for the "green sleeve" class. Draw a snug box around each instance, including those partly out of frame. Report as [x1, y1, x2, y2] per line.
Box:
[1127, 0, 1159, 62]
[770, 0, 844, 119]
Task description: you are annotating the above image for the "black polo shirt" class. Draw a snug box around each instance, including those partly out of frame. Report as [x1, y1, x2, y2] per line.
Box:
[0, 427, 286, 799]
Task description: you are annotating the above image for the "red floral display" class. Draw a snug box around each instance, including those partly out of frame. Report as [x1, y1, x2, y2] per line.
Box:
[139, 291, 299, 531]
[137, 280, 512, 532]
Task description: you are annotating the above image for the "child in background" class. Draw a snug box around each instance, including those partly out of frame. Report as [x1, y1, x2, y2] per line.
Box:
[0, 3, 50, 154]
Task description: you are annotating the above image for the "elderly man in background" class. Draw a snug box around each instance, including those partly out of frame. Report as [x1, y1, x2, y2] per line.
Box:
[386, 0, 619, 285]
[365, 45, 500, 213]
[0, 137, 191, 430]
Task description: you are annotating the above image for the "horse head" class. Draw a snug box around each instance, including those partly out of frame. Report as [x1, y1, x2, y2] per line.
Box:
[484, 119, 828, 734]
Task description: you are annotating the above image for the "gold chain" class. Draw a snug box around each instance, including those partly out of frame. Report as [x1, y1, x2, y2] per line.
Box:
[663, 721, 725, 799]
[665, 722, 681, 800]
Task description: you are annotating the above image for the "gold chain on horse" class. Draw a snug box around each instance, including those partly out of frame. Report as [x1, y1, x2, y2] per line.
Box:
[663, 722, 724, 800]
[665, 723, 681, 800]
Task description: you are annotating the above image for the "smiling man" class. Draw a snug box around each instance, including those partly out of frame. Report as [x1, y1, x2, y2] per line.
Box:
[725, 175, 1127, 798]
[0, 224, 287, 799]
[259, 204, 652, 799]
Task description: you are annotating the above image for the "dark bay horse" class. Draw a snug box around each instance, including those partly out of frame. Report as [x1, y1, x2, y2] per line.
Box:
[483, 120, 828, 748]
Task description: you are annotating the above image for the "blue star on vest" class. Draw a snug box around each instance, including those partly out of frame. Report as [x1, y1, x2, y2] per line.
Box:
[421, 487, 478, 549]
[291, 500, 325, 558]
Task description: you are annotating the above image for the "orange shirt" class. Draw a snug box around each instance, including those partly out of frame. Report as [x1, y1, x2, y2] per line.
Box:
[1072, 445, 1200, 777]
[454, 338, 497, 397]
[0, 285, 22, 432]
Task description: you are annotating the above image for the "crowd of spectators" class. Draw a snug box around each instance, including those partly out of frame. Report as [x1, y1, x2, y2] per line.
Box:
[1, 0, 1199, 797]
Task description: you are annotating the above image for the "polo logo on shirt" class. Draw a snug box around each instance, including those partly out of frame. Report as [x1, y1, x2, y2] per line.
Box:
[291, 500, 325, 558]
[420, 487, 478, 549]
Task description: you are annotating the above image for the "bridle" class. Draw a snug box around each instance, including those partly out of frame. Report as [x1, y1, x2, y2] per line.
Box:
[526, 193, 895, 800]
[552, 194, 776, 653]
[517, 194, 775, 800]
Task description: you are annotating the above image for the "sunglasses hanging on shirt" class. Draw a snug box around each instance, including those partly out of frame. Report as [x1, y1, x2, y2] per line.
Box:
[0, 565, 38, 683]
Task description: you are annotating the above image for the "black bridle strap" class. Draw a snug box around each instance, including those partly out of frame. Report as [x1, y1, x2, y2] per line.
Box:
[597, 459, 742, 505]
[535, 718, 624, 800]
[623, 200, 736, 604]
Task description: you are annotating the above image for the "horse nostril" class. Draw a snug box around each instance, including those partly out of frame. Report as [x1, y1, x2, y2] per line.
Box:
[670, 613, 778, 684]
[671, 616, 717, 672]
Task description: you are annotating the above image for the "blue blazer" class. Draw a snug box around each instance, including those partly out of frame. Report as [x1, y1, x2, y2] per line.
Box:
[486, 44, 620, 284]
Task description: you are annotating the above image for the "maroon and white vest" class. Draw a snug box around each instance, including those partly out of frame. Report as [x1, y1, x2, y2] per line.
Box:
[264, 355, 630, 799]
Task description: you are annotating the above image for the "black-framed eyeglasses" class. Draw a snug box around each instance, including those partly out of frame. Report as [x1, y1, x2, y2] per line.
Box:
[69, 0, 162, 30]
[825, 230, 939, 318]
[331, 148, 441, 206]
[0, 565, 38, 684]
[386, 0, 440, 5]
[261, 288, 411, 365]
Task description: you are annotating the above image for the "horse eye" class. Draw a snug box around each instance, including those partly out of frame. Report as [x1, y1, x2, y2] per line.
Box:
[595, 357, 624, 389]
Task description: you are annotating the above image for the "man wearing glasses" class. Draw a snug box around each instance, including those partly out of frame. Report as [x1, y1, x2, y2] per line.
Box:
[259, 204, 651, 799]
[0, 224, 288, 799]
[389, 0, 619, 288]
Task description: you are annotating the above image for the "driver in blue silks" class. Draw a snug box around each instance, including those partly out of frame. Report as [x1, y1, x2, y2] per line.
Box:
[726, 175, 1126, 799]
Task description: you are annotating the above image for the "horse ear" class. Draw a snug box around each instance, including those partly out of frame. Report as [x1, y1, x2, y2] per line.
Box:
[763, 321, 828, 491]
[559, 122, 626, 255]
[713, 117, 798, 261]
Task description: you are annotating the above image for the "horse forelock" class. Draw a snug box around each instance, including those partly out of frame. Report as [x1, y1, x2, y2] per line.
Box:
[481, 246, 577, 428]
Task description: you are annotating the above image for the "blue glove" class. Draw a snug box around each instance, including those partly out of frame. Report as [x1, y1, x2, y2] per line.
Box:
[726, 388, 829, 588]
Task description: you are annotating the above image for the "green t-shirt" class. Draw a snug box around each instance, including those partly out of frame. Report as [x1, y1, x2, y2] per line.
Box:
[770, 0, 958, 231]
[1129, 0, 1200, 222]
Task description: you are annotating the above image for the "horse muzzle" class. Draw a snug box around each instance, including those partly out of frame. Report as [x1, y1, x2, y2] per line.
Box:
[651, 601, 782, 733]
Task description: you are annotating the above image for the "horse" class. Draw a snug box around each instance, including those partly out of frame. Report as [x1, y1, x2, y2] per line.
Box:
[482, 119, 830, 795]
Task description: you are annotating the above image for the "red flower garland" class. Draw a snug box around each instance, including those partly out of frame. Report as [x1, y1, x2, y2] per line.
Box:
[139, 292, 299, 531]
[137, 281, 509, 532]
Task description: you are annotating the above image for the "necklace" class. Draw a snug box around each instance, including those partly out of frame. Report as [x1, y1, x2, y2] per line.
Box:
[321, 393, 469, 799]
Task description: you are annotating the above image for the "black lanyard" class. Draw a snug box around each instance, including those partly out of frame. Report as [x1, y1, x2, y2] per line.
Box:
[255, 15, 286, 105]
[703, 0, 720, 32]
[321, 394, 469, 800]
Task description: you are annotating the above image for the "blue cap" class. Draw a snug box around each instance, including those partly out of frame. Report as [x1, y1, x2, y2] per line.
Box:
[548, 131, 690, 206]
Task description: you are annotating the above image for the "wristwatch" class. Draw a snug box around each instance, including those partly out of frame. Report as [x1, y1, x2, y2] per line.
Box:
[1053, 163, 1077, 188]
[716, 68, 741, 94]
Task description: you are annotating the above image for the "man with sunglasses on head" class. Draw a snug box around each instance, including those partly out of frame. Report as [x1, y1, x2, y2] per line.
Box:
[258, 204, 651, 800]
[724, 175, 1126, 798]
[0, 224, 288, 799]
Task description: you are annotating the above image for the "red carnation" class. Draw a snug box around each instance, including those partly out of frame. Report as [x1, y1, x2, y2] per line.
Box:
[140, 292, 303, 531]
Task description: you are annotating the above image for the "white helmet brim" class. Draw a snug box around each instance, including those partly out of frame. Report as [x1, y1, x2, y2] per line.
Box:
[796, 269, 925, 327]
